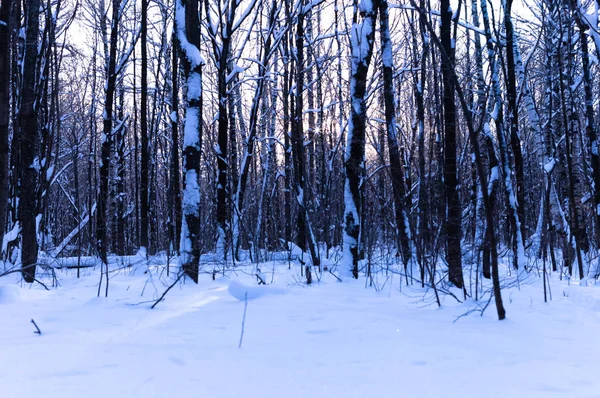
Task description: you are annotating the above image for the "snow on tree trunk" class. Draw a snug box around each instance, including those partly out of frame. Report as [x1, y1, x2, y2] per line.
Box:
[480, 0, 525, 271]
[293, 3, 320, 283]
[0, 0, 10, 256]
[177, 0, 204, 283]
[378, 0, 412, 267]
[344, 0, 377, 279]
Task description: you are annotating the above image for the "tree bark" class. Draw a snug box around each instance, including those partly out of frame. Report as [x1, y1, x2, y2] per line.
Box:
[344, 0, 378, 278]
[0, 0, 11, 252]
[440, 0, 463, 288]
[504, 0, 526, 243]
[97, 0, 120, 271]
[169, 29, 182, 257]
[177, 0, 204, 282]
[19, 0, 42, 282]
[293, 4, 320, 283]
[573, 2, 600, 248]
[379, 0, 411, 266]
[140, 0, 149, 252]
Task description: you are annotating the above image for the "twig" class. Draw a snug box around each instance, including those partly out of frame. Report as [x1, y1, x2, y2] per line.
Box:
[32, 278, 50, 291]
[31, 319, 41, 335]
[0, 263, 39, 278]
[238, 292, 248, 349]
[151, 272, 185, 309]
[328, 269, 342, 282]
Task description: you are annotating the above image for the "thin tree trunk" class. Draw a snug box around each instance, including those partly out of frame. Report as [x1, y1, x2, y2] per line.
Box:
[379, 0, 411, 266]
[96, 0, 120, 289]
[573, 2, 600, 248]
[169, 27, 181, 257]
[293, 4, 320, 283]
[233, 1, 278, 258]
[140, 0, 149, 252]
[504, 0, 526, 243]
[481, 0, 524, 270]
[413, 0, 506, 319]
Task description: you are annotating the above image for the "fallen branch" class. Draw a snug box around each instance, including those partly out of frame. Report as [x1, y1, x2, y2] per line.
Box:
[238, 292, 248, 349]
[151, 271, 185, 309]
[32, 278, 50, 291]
[31, 319, 41, 335]
[328, 269, 342, 282]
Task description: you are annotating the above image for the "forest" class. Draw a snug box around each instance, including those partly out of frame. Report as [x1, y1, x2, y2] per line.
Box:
[0, 0, 600, 324]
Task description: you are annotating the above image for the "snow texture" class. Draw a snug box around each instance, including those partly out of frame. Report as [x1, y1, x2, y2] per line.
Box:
[182, 169, 200, 217]
[183, 107, 200, 149]
[227, 280, 284, 301]
[0, 284, 19, 304]
[1, 259, 600, 397]
[186, 72, 202, 102]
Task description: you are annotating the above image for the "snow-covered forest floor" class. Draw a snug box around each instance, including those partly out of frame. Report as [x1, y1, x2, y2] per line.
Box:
[1, 253, 600, 398]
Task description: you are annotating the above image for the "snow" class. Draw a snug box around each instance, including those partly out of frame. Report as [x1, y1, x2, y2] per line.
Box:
[45, 164, 55, 182]
[2, 222, 20, 254]
[175, 1, 205, 69]
[182, 169, 200, 216]
[358, 0, 372, 14]
[2, 257, 600, 397]
[182, 107, 200, 149]
[227, 280, 284, 301]
[0, 284, 19, 304]
[226, 64, 245, 84]
[544, 159, 556, 173]
[186, 72, 202, 102]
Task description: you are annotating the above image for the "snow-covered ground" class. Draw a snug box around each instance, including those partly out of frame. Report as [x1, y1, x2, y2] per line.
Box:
[1, 256, 600, 398]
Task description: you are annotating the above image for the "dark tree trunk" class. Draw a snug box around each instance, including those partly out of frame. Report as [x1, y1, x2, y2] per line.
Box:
[0, 0, 11, 250]
[481, 0, 523, 270]
[379, 0, 411, 266]
[504, 0, 526, 243]
[344, 1, 377, 278]
[178, 0, 203, 283]
[573, 3, 600, 248]
[19, 0, 42, 282]
[233, 1, 278, 257]
[169, 30, 181, 257]
[555, 23, 585, 279]
[97, 0, 120, 269]
[440, 0, 463, 288]
[210, 0, 236, 259]
[293, 4, 320, 283]
[140, 0, 149, 252]
[413, 13, 429, 286]
[113, 88, 126, 255]
[413, 0, 505, 319]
